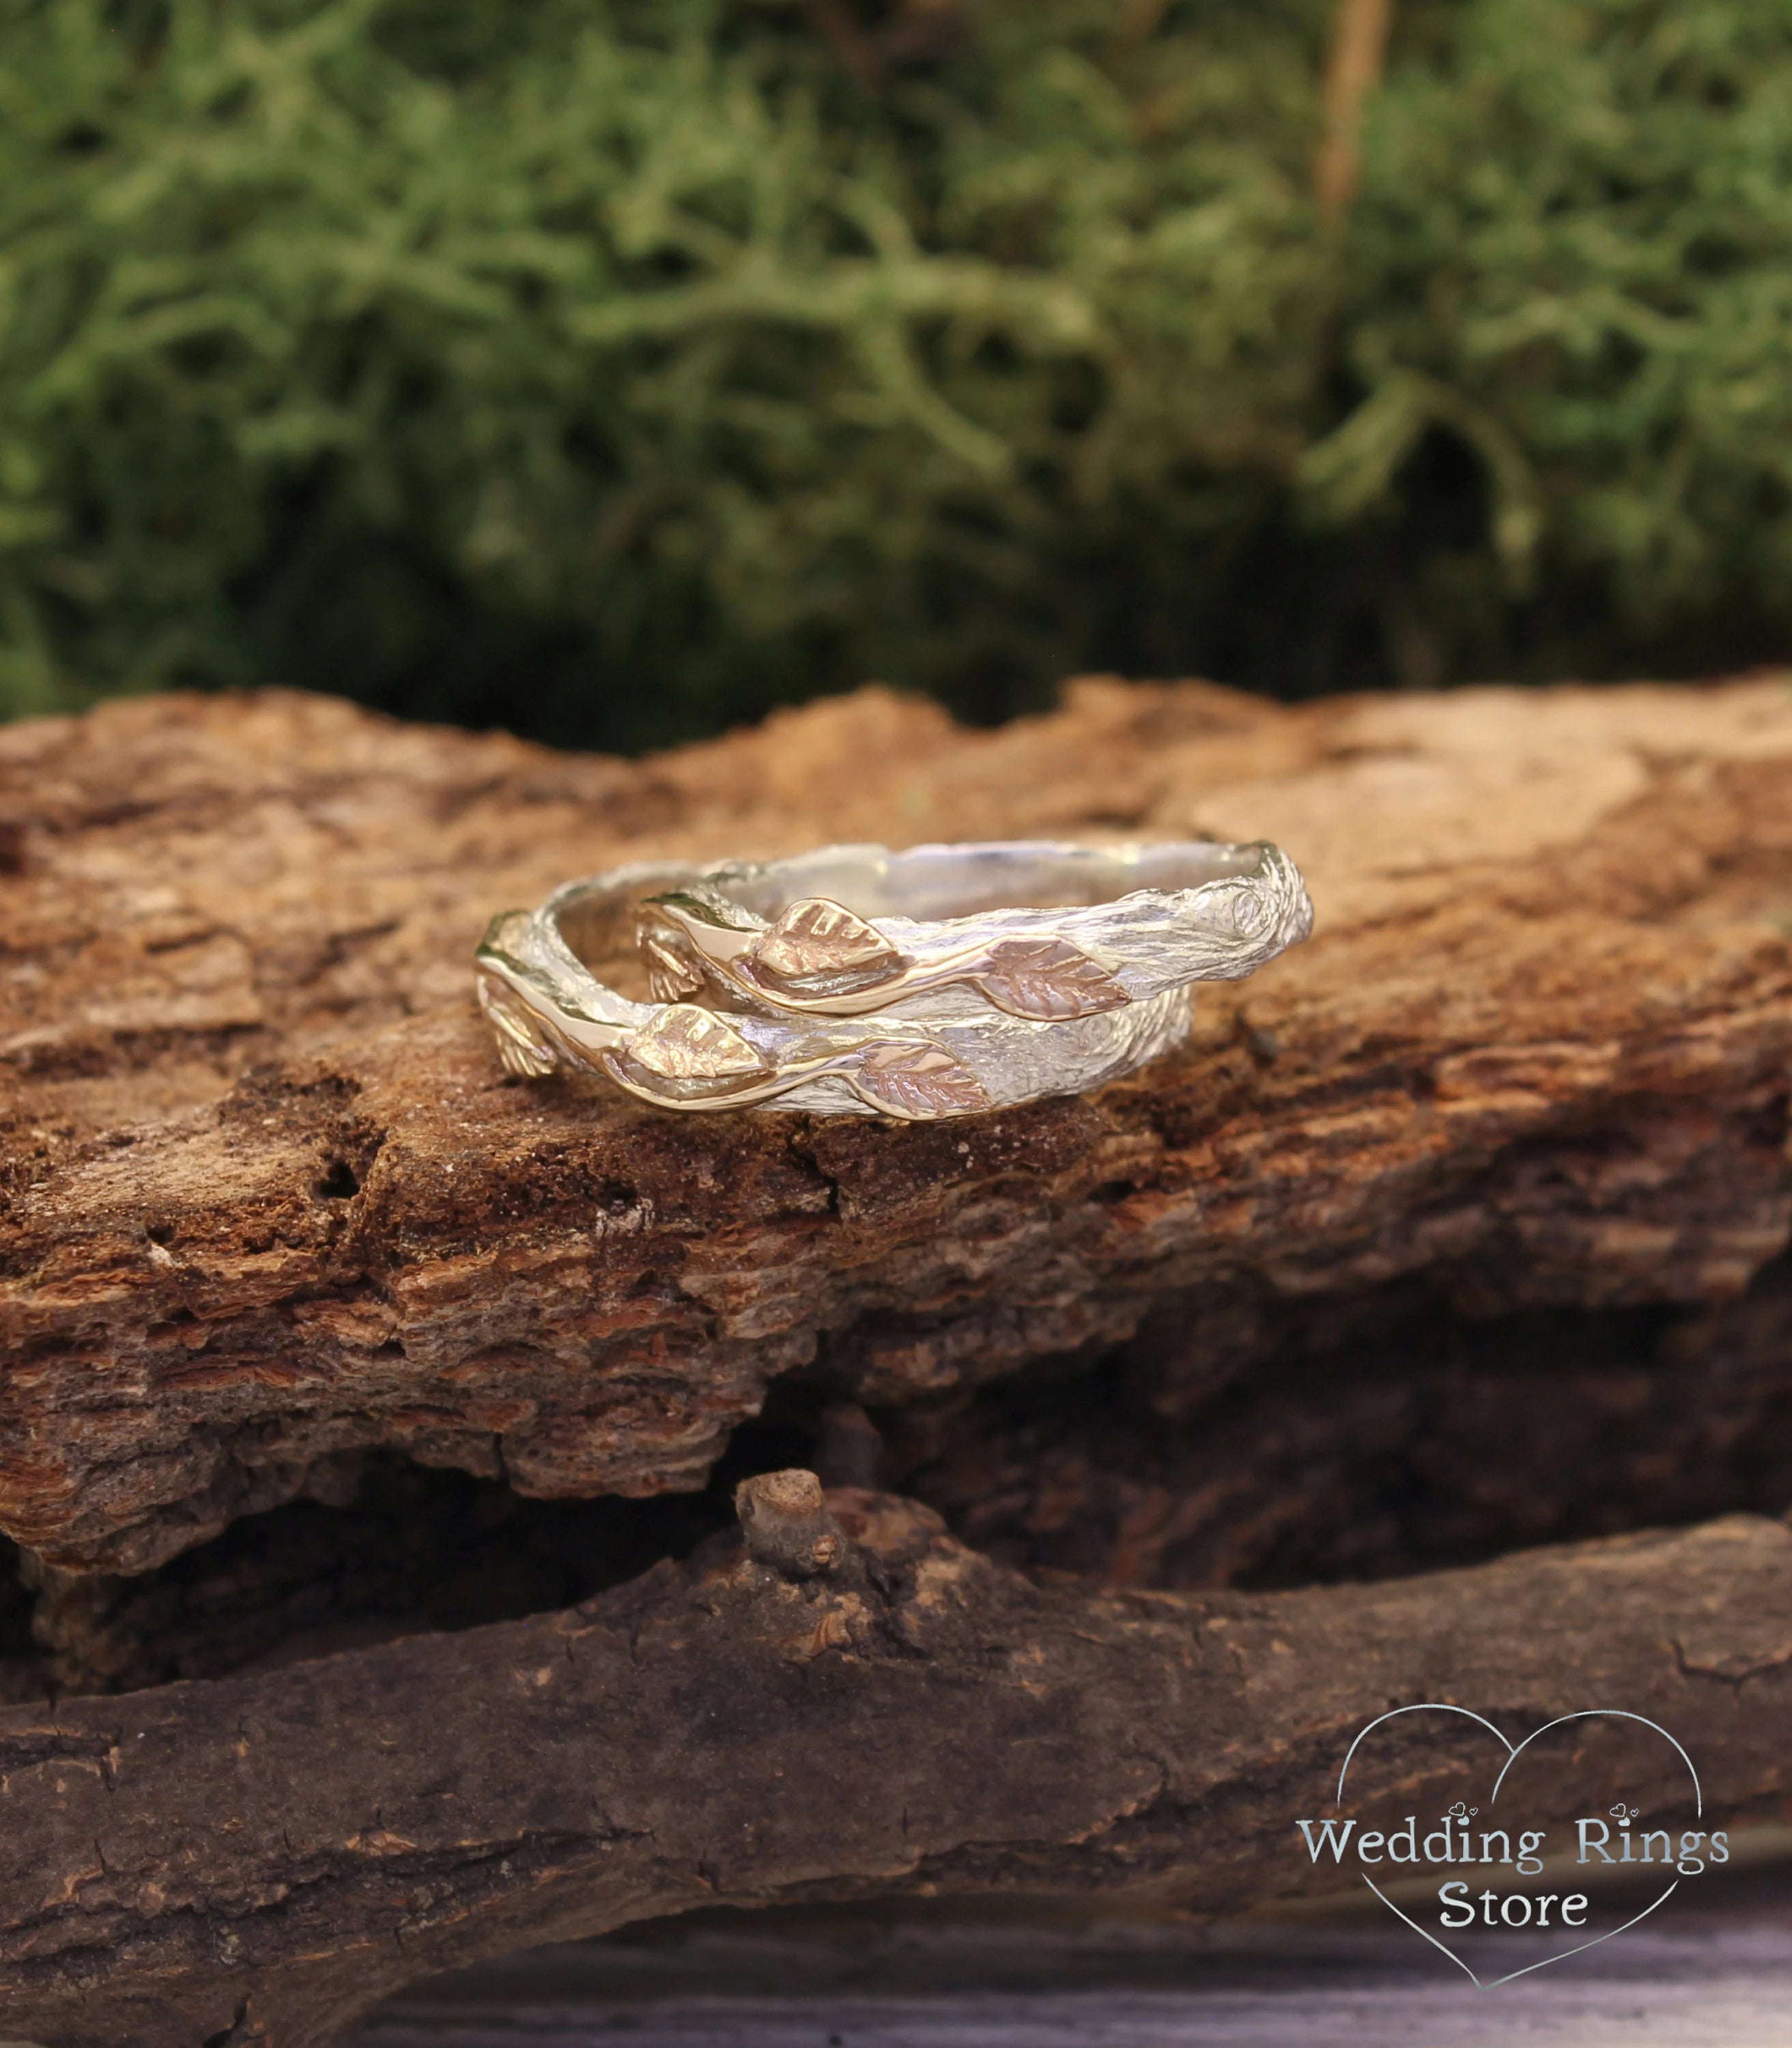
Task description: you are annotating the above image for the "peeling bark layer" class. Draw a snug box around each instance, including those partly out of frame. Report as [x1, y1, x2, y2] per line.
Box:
[3, 679, 1791, 1574]
[0, 1496, 1789, 2047]
[15, 1264, 1792, 1704]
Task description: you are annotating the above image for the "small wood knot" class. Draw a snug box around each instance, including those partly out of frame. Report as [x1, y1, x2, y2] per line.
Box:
[735, 1468, 847, 1579]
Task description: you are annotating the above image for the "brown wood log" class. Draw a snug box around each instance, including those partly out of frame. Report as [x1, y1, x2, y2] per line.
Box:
[0, 1494, 1789, 2047]
[2, 679, 1791, 2040]
[3, 678, 1789, 1579]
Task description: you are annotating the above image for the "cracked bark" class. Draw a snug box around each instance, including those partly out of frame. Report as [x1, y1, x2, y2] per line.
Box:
[0, 1496, 1789, 2045]
[1, 679, 1791, 2039]
[3, 677, 1790, 1576]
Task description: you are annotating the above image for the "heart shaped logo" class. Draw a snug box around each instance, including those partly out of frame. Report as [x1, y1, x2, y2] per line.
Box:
[1315, 1704, 1711, 1988]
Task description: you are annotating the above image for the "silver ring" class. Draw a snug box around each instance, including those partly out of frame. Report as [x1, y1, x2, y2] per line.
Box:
[475, 839, 1311, 1120]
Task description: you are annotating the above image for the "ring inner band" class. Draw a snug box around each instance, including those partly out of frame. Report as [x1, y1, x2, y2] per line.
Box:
[696, 840, 1266, 921]
[552, 840, 1268, 980]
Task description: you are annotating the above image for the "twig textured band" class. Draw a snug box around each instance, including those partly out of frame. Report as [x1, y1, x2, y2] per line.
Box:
[476, 839, 1312, 1120]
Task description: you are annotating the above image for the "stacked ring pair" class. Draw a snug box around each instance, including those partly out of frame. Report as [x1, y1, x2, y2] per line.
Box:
[474, 839, 1313, 1121]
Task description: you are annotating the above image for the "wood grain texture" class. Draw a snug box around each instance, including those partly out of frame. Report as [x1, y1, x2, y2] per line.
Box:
[4, 679, 1792, 2043]
[0, 1494, 1789, 2047]
[3, 678, 1791, 1576]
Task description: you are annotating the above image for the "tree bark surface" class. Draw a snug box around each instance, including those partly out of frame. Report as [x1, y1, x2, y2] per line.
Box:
[4, 678, 1790, 1575]
[4, 679, 1792, 2041]
[0, 1496, 1788, 2047]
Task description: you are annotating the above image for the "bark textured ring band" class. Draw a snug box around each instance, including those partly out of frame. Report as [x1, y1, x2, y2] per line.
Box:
[474, 839, 1312, 1120]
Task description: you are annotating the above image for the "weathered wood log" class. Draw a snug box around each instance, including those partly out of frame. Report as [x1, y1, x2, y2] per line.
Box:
[13, 1254, 1792, 1702]
[3, 679, 1792, 2041]
[3, 679, 1790, 1578]
[890, 1249, 1792, 1588]
[0, 1493, 1789, 2047]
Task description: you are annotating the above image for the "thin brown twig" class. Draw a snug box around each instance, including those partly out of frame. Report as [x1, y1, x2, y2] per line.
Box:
[807, 0, 971, 93]
[1112, 0, 1174, 55]
[1315, 0, 1396, 222]
[807, 0, 887, 91]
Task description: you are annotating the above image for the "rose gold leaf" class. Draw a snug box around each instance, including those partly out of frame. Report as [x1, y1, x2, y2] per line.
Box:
[477, 976, 558, 1077]
[626, 1004, 767, 1081]
[752, 898, 902, 988]
[853, 1042, 991, 1120]
[638, 925, 705, 1002]
[973, 937, 1128, 1021]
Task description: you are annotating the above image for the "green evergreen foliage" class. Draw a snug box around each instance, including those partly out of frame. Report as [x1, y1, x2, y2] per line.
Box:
[2, 0, 1789, 747]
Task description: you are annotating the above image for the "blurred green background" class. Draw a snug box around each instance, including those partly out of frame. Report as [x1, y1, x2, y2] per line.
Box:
[4, 0, 1791, 752]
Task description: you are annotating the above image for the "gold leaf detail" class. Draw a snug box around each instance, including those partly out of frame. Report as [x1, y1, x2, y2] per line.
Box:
[853, 1042, 992, 1120]
[751, 898, 903, 991]
[638, 920, 705, 1002]
[973, 937, 1128, 1021]
[477, 975, 558, 1078]
[625, 1005, 768, 1081]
